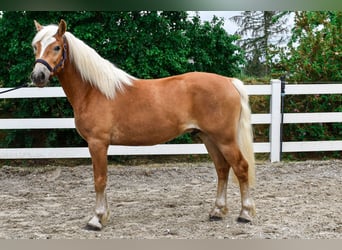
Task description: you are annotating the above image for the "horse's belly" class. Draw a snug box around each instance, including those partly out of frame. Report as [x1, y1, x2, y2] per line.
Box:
[110, 120, 187, 146]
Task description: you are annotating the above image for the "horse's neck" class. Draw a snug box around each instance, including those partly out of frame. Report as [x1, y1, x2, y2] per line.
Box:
[57, 60, 92, 112]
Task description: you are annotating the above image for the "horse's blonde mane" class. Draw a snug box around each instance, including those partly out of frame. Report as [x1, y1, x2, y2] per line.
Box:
[33, 25, 137, 99]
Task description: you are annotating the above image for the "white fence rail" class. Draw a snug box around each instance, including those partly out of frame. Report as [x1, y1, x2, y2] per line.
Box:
[1, 80, 341, 162]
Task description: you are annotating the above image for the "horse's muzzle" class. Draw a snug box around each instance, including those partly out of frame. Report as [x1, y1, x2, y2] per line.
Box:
[31, 63, 51, 87]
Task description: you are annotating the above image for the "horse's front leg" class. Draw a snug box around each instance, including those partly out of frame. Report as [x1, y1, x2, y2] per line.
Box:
[86, 140, 110, 230]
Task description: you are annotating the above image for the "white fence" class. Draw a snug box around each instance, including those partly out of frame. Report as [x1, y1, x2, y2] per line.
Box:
[0, 80, 341, 162]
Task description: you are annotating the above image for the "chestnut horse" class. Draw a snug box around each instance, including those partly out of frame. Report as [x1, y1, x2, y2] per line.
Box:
[31, 20, 256, 230]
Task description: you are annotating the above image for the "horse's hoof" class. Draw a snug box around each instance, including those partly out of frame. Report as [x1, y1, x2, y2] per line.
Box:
[237, 216, 252, 223]
[209, 215, 224, 221]
[86, 216, 103, 231]
[209, 206, 228, 221]
[237, 207, 255, 223]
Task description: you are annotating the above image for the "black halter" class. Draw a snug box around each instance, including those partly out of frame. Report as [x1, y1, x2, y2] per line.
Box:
[35, 36, 67, 74]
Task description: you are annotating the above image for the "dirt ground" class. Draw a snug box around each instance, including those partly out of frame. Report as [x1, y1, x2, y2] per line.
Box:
[0, 159, 341, 239]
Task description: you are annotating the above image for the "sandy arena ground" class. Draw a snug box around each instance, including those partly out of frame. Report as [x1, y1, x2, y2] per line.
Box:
[0, 159, 341, 239]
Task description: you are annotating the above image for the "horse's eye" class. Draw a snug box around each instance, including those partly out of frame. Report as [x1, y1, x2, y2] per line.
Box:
[54, 46, 61, 52]
[33, 45, 37, 53]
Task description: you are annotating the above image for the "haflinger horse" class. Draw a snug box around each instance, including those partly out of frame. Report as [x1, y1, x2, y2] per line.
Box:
[31, 19, 256, 230]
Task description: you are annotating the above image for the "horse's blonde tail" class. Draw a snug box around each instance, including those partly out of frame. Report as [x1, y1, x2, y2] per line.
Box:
[231, 78, 255, 187]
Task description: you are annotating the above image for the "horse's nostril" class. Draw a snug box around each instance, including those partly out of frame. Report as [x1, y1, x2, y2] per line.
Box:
[39, 72, 45, 81]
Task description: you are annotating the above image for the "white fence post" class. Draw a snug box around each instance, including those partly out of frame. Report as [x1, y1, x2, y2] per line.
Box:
[270, 79, 281, 162]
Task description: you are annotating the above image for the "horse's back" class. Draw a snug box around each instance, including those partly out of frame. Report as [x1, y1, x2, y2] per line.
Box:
[136, 72, 240, 101]
[140, 72, 242, 134]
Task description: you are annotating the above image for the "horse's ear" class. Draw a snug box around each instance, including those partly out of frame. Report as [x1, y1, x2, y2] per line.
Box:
[34, 20, 43, 31]
[57, 19, 67, 37]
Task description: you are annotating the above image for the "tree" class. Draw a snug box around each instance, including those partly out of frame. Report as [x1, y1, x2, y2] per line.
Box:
[0, 11, 244, 148]
[273, 11, 342, 81]
[230, 11, 290, 77]
[186, 13, 244, 76]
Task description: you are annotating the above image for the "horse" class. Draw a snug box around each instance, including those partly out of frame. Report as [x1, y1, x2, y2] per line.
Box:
[30, 19, 256, 230]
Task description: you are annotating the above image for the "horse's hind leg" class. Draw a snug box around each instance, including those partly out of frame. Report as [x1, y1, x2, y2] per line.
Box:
[218, 143, 255, 223]
[86, 140, 110, 230]
[200, 134, 230, 220]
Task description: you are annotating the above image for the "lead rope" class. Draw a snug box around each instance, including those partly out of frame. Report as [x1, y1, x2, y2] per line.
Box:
[0, 82, 33, 95]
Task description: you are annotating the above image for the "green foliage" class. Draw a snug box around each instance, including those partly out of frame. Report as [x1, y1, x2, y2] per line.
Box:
[186, 14, 244, 76]
[0, 11, 243, 148]
[272, 11, 342, 81]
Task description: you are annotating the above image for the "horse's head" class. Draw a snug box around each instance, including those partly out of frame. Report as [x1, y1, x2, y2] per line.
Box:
[31, 19, 67, 87]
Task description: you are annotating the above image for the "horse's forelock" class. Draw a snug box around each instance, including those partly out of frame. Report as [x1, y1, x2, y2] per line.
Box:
[32, 25, 58, 46]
